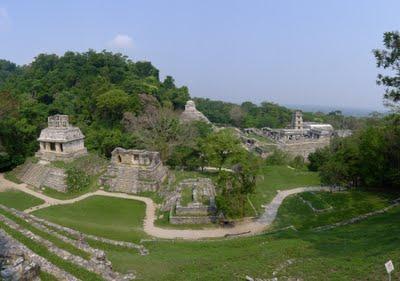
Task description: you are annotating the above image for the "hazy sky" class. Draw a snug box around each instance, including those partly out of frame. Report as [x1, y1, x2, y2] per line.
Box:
[1, 1, 399, 110]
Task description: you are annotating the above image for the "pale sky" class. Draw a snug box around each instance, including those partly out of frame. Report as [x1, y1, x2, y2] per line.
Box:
[1, 0, 399, 110]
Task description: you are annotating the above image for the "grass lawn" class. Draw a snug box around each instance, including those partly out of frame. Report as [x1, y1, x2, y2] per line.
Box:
[180, 187, 193, 206]
[273, 190, 398, 230]
[0, 189, 45, 210]
[99, 206, 400, 280]
[300, 192, 331, 210]
[33, 196, 147, 242]
[250, 165, 321, 213]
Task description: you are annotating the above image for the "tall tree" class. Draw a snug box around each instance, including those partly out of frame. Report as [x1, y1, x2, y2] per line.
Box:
[374, 31, 400, 107]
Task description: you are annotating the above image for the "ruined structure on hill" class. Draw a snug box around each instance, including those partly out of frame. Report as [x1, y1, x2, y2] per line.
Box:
[180, 100, 210, 123]
[16, 115, 88, 192]
[35, 115, 87, 162]
[100, 147, 168, 194]
[244, 110, 350, 159]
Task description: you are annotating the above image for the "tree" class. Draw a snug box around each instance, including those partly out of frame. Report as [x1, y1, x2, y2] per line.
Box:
[96, 89, 138, 123]
[307, 147, 331, 171]
[216, 153, 260, 218]
[374, 31, 400, 106]
[200, 129, 244, 170]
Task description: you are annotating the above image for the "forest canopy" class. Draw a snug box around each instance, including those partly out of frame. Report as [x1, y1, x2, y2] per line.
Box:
[0, 50, 367, 171]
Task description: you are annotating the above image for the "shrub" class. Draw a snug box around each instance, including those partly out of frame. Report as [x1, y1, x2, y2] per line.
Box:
[291, 155, 305, 169]
[265, 149, 290, 165]
[66, 167, 90, 192]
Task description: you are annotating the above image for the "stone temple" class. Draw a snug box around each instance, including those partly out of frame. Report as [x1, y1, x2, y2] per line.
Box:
[35, 115, 87, 162]
[180, 100, 210, 123]
[100, 147, 168, 194]
[15, 115, 88, 192]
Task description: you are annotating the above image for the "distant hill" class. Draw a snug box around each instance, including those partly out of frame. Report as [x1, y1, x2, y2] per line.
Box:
[285, 104, 387, 117]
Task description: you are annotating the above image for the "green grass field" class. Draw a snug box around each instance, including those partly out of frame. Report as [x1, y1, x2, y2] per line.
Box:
[33, 196, 147, 242]
[250, 165, 321, 213]
[98, 206, 400, 280]
[0, 189, 45, 210]
[300, 191, 331, 210]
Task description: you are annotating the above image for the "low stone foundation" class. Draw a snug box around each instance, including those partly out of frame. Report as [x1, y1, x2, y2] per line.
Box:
[169, 178, 217, 224]
[169, 214, 216, 225]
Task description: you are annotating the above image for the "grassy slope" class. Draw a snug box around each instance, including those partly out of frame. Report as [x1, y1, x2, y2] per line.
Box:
[273, 190, 398, 230]
[250, 165, 321, 213]
[33, 196, 147, 242]
[0, 189, 44, 210]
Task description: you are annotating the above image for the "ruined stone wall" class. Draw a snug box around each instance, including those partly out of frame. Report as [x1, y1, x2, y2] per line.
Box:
[278, 139, 330, 159]
[169, 215, 215, 224]
[42, 167, 67, 192]
[175, 205, 210, 216]
[138, 162, 168, 183]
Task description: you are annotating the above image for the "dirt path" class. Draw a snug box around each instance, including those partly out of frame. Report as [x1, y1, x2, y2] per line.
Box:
[0, 174, 330, 240]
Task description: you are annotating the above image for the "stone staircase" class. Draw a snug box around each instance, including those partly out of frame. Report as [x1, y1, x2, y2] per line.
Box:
[109, 166, 139, 193]
[20, 163, 49, 188]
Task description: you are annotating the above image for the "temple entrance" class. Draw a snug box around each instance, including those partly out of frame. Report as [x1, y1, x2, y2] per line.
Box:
[50, 143, 56, 151]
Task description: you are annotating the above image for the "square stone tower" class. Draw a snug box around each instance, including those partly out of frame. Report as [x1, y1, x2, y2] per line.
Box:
[291, 110, 303, 130]
[35, 115, 87, 162]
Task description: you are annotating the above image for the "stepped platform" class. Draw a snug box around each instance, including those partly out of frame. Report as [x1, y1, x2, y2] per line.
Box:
[17, 162, 67, 192]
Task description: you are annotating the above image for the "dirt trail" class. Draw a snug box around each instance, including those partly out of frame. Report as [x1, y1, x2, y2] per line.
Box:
[0, 173, 329, 240]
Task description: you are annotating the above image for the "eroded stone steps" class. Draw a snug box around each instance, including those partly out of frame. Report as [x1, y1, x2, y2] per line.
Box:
[0, 228, 79, 281]
[20, 163, 49, 188]
[0, 208, 136, 280]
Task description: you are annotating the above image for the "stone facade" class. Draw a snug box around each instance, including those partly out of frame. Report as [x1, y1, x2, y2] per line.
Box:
[180, 100, 210, 123]
[100, 147, 168, 194]
[35, 115, 87, 162]
[170, 178, 217, 224]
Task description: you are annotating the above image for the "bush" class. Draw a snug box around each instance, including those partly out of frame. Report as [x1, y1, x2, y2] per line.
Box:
[66, 167, 90, 192]
[167, 145, 200, 170]
[291, 155, 305, 169]
[307, 147, 331, 171]
[265, 149, 289, 165]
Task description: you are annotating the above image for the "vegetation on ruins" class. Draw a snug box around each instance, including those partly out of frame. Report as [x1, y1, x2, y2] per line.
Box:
[65, 167, 91, 192]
